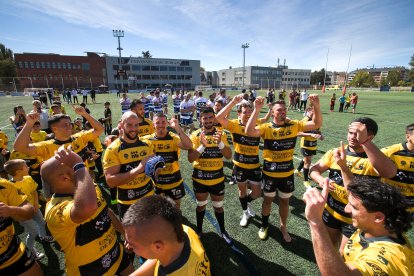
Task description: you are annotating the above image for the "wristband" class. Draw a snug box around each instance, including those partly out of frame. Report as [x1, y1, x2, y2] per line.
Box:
[218, 142, 225, 149]
[197, 145, 205, 154]
[73, 162, 86, 172]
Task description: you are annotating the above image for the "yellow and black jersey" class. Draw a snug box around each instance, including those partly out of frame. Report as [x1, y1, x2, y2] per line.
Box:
[225, 119, 260, 169]
[11, 176, 37, 206]
[45, 186, 124, 276]
[299, 116, 321, 151]
[93, 138, 103, 153]
[154, 225, 210, 276]
[0, 130, 8, 149]
[256, 120, 305, 178]
[103, 138, 154, 205]
[10, 150, 42, 178]
[30, 130, 47, 143]
[190, 128, 230, 186]
[381, 142, 414, 212]
[142, 132, 183, 190]
[0, 179, 27, 270]
[32, 129, 95, 162]
[138, 118, 155, 138]
[344, 229, 414, 275]
[319, 146, 378, 224]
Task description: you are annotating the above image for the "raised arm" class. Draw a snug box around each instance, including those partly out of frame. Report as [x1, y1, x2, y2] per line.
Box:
[0, 201, 34, 221]
[303, 94, 322, 132]
[310, 159, 331, 188]
[216, 94, 243, 128]
[349, 122, 397, 178]
[13, 112, 39, 155]
[73, 105, 104, 138]
[214, 130, 232, 160]
[245, 97, 265, 137]
[258, 103, 273, 123]
[333, 141, 354, 188]
[54, 145, 97, 223]
[170, 118, 192, 150]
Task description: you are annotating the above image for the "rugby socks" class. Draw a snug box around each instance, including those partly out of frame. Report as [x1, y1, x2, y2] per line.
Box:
[239, 196, 248, 211]
[196, 209, 206, 233]
[247, 194, 255, 202]
[214, 211, 226, 233]
[261, 214, 270, 228]
[297, 160, 304, 172]
[303, 168, 310, 181]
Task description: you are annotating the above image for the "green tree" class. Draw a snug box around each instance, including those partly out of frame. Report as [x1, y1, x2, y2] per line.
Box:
[349, 71, 376, 87]
[310, 69, 330, 85]
[141, 51, 152, 58]
[0, 43, 14, 61]
[0, 43, 17, 90]
[386, 70, 401, 86]
[409, 53, 414, 84]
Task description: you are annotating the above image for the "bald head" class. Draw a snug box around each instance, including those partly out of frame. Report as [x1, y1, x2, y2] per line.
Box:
[121, 111, 138, 123]
[41, 156, 73, 194]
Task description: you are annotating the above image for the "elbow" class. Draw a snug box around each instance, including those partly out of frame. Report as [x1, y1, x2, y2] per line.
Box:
[105, 176, 118, 188]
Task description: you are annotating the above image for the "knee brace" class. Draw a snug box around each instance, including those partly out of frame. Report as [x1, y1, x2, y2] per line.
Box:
[263, 191, 276, 198]
[212, 200, 224, 208]
[278, 190, 293, 199]
[197, 200, 208, 207]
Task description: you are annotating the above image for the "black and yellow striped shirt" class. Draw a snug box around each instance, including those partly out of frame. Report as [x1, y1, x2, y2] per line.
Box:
[299, 116, 321, 151]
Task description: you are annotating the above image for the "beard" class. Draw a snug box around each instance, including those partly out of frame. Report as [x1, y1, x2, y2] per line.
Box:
[125, 131, 137, 140]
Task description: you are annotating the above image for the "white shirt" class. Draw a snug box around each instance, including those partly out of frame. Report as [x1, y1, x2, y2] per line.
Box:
[300, 91, 309, 101]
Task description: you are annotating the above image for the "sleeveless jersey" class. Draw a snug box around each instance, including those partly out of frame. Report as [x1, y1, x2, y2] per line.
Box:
[0, 179, 27, 270]
[45, 186, 124, 275]
[154, 225, 210, 276]
[381, 142, 414, 212]
[142, 132, 183, 190]
[256, 120, 305, 178]
[225, 119, 260, 169]
[190, 128, 229, 186]
[103, 138, 154, 205]
[344, 229, 414, 275]
[319, 147, 378, 224]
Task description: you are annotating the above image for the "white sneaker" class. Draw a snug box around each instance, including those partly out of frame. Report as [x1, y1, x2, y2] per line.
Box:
[247, 203, 256, 217]
[33, 249, 45, 260]
[240, 211, 251, 227]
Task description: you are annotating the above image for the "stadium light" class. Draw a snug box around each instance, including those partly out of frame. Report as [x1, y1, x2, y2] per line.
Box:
[242, 43, 249, 88]
[113, 30, 125, 90]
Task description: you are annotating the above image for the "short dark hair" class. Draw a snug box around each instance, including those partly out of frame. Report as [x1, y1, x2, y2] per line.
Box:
[48, 114, 71, 129]
[122, 195, 184, 242]
[406, 124, 414, 134]
[237, 102, 253, 113]
[130, 99, 143, 109]
[153, 112, 166, 119]
[4, 159, 25, 176]
[274, 100, 286, 106]
[352, 117, 378, 136]
[104, 102, 110, 106]
[347, 178, 412, 234]
[201, 106, 215, 115]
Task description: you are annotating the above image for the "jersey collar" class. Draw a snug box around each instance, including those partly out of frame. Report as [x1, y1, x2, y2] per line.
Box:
[157, 232, 191, 275]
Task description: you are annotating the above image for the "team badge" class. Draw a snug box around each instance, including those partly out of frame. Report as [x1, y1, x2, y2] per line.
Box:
[124, 153, 129, 159]
[128, 190, 135, 199]
[101, 253, 111, 268]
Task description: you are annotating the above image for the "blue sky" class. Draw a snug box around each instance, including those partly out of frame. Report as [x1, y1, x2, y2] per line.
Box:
[1, 0, 413, 72]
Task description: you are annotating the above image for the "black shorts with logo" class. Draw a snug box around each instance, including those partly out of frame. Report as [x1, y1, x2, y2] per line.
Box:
[233, 165, 262, 183]
[322, 209, 356, 238]
[155, 182, 186, 200]
[301, 148, 316, 157]
[193, 181, 225, 196]
[262, 173, 294, 194]
[0, 245, 36, 275]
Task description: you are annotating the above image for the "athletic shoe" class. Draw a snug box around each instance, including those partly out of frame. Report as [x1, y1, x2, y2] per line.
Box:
[303, 181, 312, 189]
[247, 203, 256, 217]
[39, 235, 55, 243]
[240, 211, 251, 227]
[294, 169, 303, 177]
[221, 230, 233, 245]
[229, 179, 235, 185]
[258, 227, 269, 240]
[33, 249, 45, 260]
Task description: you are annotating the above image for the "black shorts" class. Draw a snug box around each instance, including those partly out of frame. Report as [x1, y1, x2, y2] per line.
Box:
[233, 165, 262, 183]
[117, 203, 131, 220]
[301, 148, 316, 157]
[0, 245, 36, 275]
[262, 173, 294, 194]
[322, 209, 356, 238]
[193, 181, 225, 196]
[155, 182, 186, 200]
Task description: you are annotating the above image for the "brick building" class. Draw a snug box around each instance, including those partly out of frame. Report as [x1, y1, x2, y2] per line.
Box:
[14, 52, 107, 90]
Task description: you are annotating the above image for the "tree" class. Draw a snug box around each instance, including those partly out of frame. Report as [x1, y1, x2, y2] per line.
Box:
[310, 69, 330, 85]
[141, 51, 152, 58]
[386, 70, 401, 86]
[0, 43, 17, 90]
[409, 53, 414, 84]
[0, 43, 14, 61]
[349, 71, 376, 87]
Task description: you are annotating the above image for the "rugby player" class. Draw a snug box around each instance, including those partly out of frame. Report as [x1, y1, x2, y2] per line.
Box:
[216, 94, 271, 227]
[129, 99, 155, 137]
[188, 107, 232, 243]
[310, 117, 397, 251]
[142, 113, 192, 208]
[180, 93, 195, 134]
[103, 111, 154, 218]
[245, 96, 322, 242]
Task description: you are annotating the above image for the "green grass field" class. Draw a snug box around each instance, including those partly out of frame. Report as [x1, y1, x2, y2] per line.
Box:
[1, 89, 414, 275]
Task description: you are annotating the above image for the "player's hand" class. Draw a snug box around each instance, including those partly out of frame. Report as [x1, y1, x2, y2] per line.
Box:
[348, 122, 370, 145]
[0, 202, 12, 217]
[254, 96, 265, 110]
[333, 141, 347, 168]
[213, 130, 223, 145]
[54, 145, 83, 168]
[72, 105, 87, 116]
[136, 154, 155, 173]
[26, 112, 40, 126]
[231, 94, 244, 105]
[200, 132, 208, 147]
[303, 178, 329, 225]
[308, 94, 320, 107]
[169, 117, 179, 130]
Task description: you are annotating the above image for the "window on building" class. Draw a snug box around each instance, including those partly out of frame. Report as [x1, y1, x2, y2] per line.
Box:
[142, 75, 151, 80]
[41, 62, 45, 69]
[52, 62, 56, 69]
[18, 61, 23, 68]
[177, 67, 184, 72]
[160, 66, 168, 71]
[82, 63, 90, 71]
[169, 75, 176, 80]
[68, 63, 71, 69]
[46, 62, 51, 69]
[151, 66, 159, 71]
[30, 62, 34, 68]
[132, 65, 141, 71]
[57, 63, 61, 69]
[142, 66, 151, 71]
[24, 61, 29, 68]
[151, 75, 159, 80]
[113, 65, 119, 70]
[185, 67, 192, 72]
[122, 65, 130, 70]
[35, 62, 40, 68]
[62, 63, 67, 69]
[169, 66, 176, 71]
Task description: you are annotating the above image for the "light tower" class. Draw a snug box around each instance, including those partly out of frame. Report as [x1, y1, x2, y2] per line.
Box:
[241, 43, 249, 88]
[113, 30, 125, 90]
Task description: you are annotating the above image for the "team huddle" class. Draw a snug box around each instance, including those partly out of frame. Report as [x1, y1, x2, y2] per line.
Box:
[0, 89, 413, 275]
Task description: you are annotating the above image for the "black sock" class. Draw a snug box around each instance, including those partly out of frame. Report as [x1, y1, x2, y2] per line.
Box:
[196, 209, 206, 233]
[110, 188, 117, 201]
[297, 160, 304, 171]
[303, 168, 310, 181]
[247, 194, 255, 202]
[261, 214, 270, 228]
[239, 196, 248, 211]
[214, 211, 225, 233]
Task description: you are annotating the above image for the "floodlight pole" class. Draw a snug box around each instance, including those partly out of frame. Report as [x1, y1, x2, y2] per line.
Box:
[113, 30, 125, 90]
[242, 43, 249, 88]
